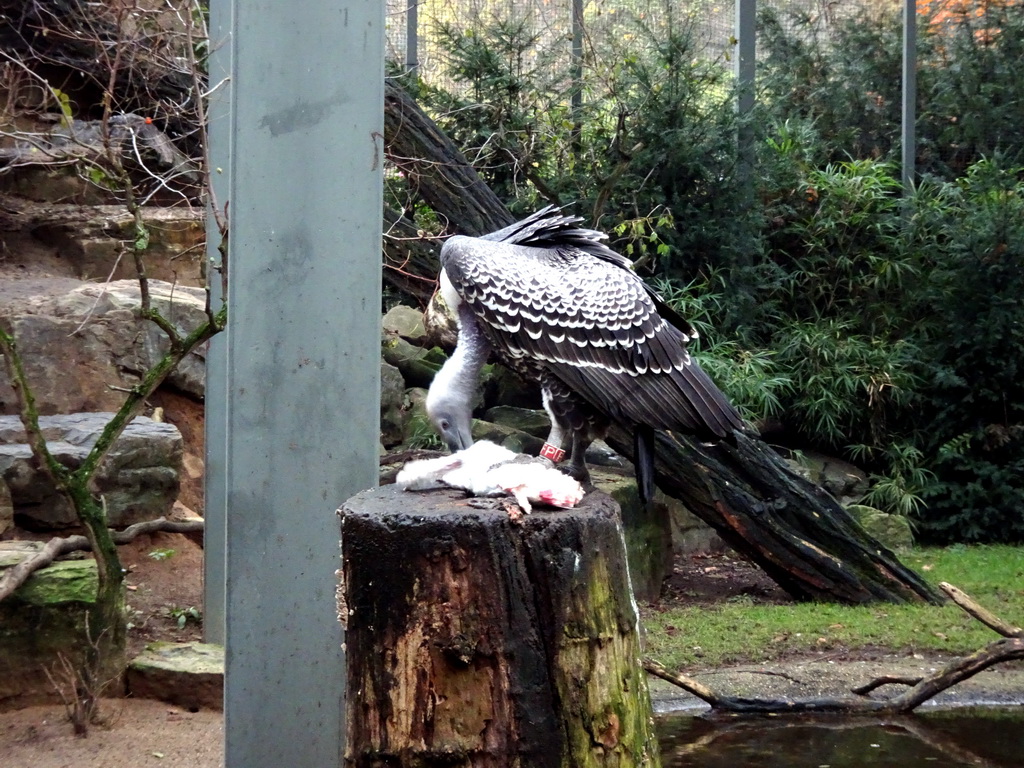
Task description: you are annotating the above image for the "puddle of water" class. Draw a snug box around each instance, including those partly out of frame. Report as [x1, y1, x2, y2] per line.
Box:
[657, 706, 1024, 767]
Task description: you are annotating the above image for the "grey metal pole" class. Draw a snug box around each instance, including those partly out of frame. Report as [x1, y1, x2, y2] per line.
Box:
[901, 0, 917, 191]
[207, 2, 384, 766]
[406, 0, 418, 72]
[571, 0, 583, 116]
[735, 0, 756, 122]
[203, 0, 232, 648]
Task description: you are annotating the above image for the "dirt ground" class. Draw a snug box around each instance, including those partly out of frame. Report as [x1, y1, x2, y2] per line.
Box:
[1, 699, 222, 768]
[1, 526, 213, 768]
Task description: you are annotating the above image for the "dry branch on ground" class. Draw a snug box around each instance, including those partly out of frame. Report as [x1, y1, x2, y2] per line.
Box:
[646, 582, 1024, 715]
[0, 516, 204, 603]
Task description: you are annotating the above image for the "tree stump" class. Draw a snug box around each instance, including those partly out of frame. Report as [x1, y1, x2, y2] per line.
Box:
[338, 485, 661, 768]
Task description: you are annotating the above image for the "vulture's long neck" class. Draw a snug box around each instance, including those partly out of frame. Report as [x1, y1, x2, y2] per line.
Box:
[430, 275, 491, 409]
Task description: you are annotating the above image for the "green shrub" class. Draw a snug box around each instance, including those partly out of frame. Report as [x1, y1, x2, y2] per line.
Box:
[413, 15, 570, 210]
[419, 5, 759, 277]
[758, 6, 903, 164]
[757, 3, 1024, 179]
[911, 159, 1024, 542]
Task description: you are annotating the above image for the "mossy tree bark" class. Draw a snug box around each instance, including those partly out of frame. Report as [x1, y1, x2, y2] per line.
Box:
[383, 80, 516, 238]
[339, 486, 661, 768]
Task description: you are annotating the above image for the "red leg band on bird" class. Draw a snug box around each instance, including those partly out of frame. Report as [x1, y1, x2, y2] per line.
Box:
[540, 442, 566, 463]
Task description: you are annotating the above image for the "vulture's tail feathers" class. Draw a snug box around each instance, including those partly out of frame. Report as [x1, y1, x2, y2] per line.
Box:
[676, 363, 746, 438]
[484, 206, 634, 270]
[634, 424, 657, 507]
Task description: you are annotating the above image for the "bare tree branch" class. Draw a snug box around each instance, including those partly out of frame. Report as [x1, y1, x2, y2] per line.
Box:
[940, 581, 1024, 638]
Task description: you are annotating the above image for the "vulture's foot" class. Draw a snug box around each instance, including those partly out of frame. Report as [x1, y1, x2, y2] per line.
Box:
[559, 462, 593, 489]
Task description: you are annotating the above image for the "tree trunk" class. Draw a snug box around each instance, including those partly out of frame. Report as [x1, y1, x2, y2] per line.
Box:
[383, 80, 516, 238]
[339, 486, 661, 768]
[380, 80, 517, 304]
[381, 202, 443, 305]
[606, 427, 943, 604]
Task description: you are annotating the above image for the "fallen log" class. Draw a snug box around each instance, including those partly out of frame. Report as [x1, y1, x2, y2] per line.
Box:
[339, 485, 661, 767]
[610, 427, 943, 604]
[0, 516, 204, 602]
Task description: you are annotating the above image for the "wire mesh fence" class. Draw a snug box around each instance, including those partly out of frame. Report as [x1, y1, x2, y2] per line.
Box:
[386, 1, 1023, 180]
[385, 1, 897, 91]
[387, 0, 737, 91]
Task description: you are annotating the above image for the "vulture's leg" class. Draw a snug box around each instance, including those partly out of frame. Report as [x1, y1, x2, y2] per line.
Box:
[564, 430, 594, 487]
[539, 389, 570, 465]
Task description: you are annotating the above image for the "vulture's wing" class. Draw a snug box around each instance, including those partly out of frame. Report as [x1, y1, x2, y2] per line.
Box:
[441, 233, 742, 438]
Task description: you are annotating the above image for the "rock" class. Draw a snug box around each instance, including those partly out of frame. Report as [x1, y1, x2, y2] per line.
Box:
[0, 413, 182, 529]
[0, 479, 12, 535]
[483, 405, 550, 438]
[423, 289, 459, 350]
[583, 439, 630, 469]
[400, 387, 437, 448]
[0, 546, 125, 707]
[794, 451, 870, 504]
[470, 420, 544, 455]
[847, 505, 915, 551]
[380, 361, 406, 448]
[2, 166, 115, 206]
[483, 364, 541, 410]
[127, 641, 225, 711]
[12, 557, 99, 605]
[48, 280, 209, 398]
[381, 333, 446, 389]
[382, 304, 427, 344]
[0, 279, 209, 415]
[0, 540, 41, 569]
[148, 390, 205, 514]
[33, 206, 206, 287]
[592, 468, 673, 602]
[665, 495, 725, 555]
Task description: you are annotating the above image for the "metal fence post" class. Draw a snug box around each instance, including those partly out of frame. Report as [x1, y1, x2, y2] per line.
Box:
[735, 0, 757, 269]
[571, 0, 584, 115]
[902, 0, 917, 192]
[407, 0, 419, 72]
[735, 0, 756, 124]
[206, 2, 384, 766]
[203, 0, 232, 649]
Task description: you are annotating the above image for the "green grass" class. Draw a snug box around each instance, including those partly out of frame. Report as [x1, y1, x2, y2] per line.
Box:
[641, 545, 1024, 670]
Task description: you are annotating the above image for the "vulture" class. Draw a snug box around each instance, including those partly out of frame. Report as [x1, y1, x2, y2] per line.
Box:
[425, 207, 744, 500]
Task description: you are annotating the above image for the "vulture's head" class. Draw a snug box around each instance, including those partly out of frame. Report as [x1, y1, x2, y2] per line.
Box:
[425, 386, 474, 453]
